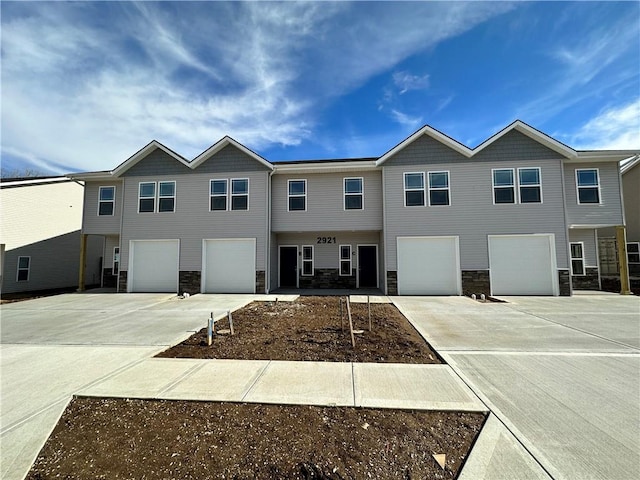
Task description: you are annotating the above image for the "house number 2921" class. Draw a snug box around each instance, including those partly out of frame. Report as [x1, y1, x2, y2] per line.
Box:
[317, 236, 337, 244]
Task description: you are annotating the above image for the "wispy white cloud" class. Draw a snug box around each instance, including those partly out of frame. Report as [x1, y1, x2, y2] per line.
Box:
[390, 110, 423, 130]
[566, 100, 640, 150]
[393, 71, 430, 94]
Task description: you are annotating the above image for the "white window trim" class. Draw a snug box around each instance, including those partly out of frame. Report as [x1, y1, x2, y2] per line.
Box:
[339, 244, 352, 276]
[138, 181, 156, 213]
[627, 242, 640, 264]
[344, 177, 364, 210]
[403, 172, 426, 207]
[492, 168, 516, 205]
[517, 167, 543, 204]
[570, 241, 586, 276]
[113, 247, 120, 276]
[576, 168, 601, 205]
[158, 180, 176, 213]
[427, 170, 450, 207]
[288, 179, 307, 212]
[16, 256, 30, 282]
[301, 245, 314, 276]
[97, 186, 115, 216]
[209, 179, 228, 212]
[230, 178, 250, 211]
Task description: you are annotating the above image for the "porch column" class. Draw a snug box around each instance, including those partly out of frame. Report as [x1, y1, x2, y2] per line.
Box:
[615, 226, 631, 295]
[78, 233, 87, 292]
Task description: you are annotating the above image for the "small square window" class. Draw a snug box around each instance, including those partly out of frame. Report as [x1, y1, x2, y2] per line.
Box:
[628, 242, 640, 264]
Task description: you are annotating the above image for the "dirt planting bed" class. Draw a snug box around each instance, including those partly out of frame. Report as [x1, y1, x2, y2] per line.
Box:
[27, 397, 486, 480]
[157, 296, 442, 363]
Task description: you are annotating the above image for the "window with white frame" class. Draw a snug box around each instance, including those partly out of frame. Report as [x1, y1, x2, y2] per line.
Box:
[98, 186, 115, 216]
[628, 242, 640, 264]
[17, 256, 30, 281]
[576, 169, 600, 204]
[428, 171, 450, 206]
[344, 177, 363, 210]
[493, 169, 515, 204]
[113, 247, 120, 276]
[231, 178, 249, 211]
[404, 172, 425, 206]
[339, 245, 352, 276]
[158, 181, 176, 212]
[138, 182, 156, 212]
[518, 168, 542, 203]
[302, 245, 314, 276]
[210, 179, 228, 211]
[570, 242, 585, 276]
[288, 179, 306, 211]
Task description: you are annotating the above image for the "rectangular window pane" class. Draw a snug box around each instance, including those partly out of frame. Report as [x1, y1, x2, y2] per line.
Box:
[519, 169, 540, 185]
[99, 202, 114, 216]
[629, 253, 640, 263]
[289, 197, 305, 211]
[493, 169, 514, 186]
[520, 186, 541, 203]
[570, 243, 583, 258]
[303, 262, 313, 276]
[211, 180, 227, 195]
[405, 190, 425, 206]
[231, 196, 248, 211]
[289, 181, 306, 195]
[158, 198, 175, 212]
[344, 178, 362, 194]
[340, 246, 351, 260]
[18, 257, 30, 269]
[211, 196, 227, 211]
[404, 173, 424, 189]
[159, 182, 175, 196]
[578, 188, 599, 204]
[340, 261, 351, 275]
[99, 187, 114, 200]
[345, 195, 363, 210]
[232, 179, 248, 194]
[571, 259, 585, 275]
[302, 246, 313, 260]
[430, 190, 449, 206]
[627, 243, 640, 253]
[428, 172, 448, 188]
[494, 187, 515, 204]
[577, 170, 598, 186]
[17, 269, 29, 281]
[140, 183, 155, 197]
[139, 198, 155, 212]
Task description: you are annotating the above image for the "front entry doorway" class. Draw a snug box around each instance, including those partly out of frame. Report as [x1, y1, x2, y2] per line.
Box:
[279, 246, 298, 288]
[357, 245, 378, 288]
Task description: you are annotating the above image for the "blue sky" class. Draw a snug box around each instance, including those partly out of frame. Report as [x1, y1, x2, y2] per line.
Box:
[1, 1, 638, 174]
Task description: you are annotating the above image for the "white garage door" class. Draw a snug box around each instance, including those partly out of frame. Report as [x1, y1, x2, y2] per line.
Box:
[203, 239, 256, 293]
[397, 236, 461, 295]
[489, 234, 558, 296]
[129, 240, 179, 293]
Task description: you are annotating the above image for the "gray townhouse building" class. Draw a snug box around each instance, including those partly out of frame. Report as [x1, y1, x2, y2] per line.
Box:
[69, 121, 637, 297]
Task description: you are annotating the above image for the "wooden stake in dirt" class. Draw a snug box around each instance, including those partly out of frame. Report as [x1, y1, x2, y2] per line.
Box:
[345, 297, 356, 348]
[433, 453, 446, 470]
[367, 295, 372, 331]
[339, 298, 344, 333]
[227, 310, 235, 335]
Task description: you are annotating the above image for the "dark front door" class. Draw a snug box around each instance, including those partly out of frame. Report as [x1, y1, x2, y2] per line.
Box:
[280, 247, 298, 288]
[358, 245, 377, 288]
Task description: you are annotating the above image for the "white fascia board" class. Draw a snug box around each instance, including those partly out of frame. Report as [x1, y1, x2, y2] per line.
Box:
[66, 171, 114, 181]
[191, 136, 274, 170]
[273, 161, 378, 174]
[565, 151, 639, 163]
[0, 176, 72, 187]
[621, 155, 640, 174]
[112, 140, 190, 177]
[569, 224, 622, 229]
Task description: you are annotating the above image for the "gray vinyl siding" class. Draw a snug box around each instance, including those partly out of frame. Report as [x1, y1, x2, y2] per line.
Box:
[623, 165, 640, 241]
[569, 229, 598, 267]
[119, 170, 269, 271]
[195, 145, 271, 173]
[121, 148, 191, 177]
[271, 171, 383, 231]
[564, 162, 624, 226]
[269, 232, 278, 291]
[384, 130, 562, 167]
[276, 231, 380, 268]
[82, 181, 123, 235]
[383, 158, 569, 270]
[103, 235, 120, 269]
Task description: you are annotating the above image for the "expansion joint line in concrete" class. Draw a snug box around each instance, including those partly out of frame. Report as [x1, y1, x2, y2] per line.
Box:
[503, 304, 640, 352]
[240, 361, 272, 402]
[351, 363, 356, 407]
[156, 361, 208, 396]
[443, 357, 557, 480]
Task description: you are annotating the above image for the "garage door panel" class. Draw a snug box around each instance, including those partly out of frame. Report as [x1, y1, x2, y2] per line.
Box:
[130, 240, 179, 293]
[489, 235, 557, 296]
[397, 237, 460, 295]
[203, 239, 255, 294]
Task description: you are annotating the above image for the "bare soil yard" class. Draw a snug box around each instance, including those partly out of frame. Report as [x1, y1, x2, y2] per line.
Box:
[27, 397, 486, 480]
[157, 296, 442, 363]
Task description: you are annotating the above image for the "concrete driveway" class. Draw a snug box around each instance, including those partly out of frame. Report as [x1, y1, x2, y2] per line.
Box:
[0, 292, 260, 480]
[393, 294, 640, 480]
